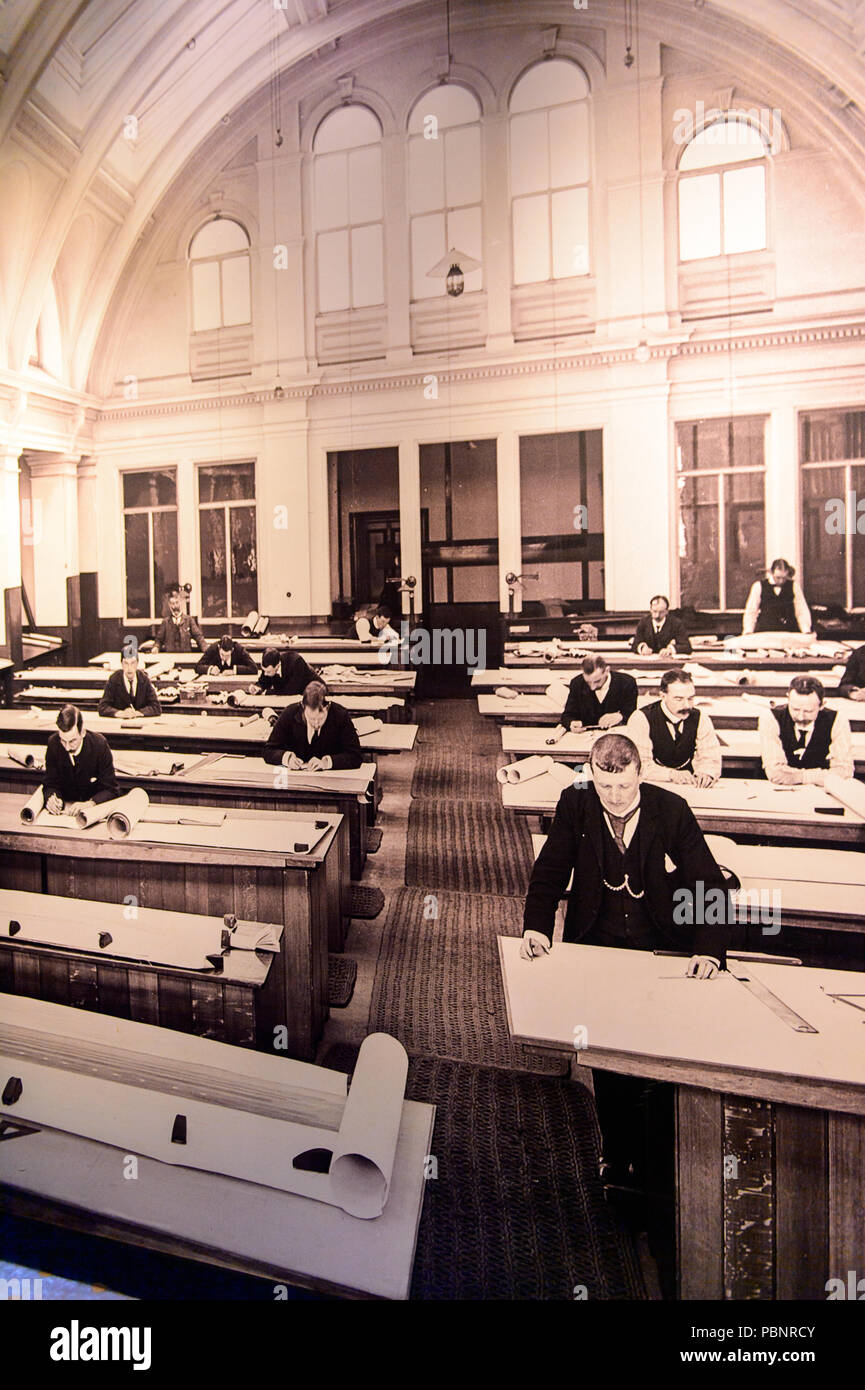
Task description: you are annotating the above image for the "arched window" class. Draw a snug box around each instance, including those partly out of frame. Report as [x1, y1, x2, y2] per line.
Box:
[313, 105, 384, 313]
[677, 116, 770, 261]
[189, 218, 251, 331]
[508, 59, 590, 285]
[408, 84, 482, 300]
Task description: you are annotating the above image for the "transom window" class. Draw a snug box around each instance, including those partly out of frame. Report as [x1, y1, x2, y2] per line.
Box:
[189, 218, 251, 332]
[678, 116, 770, 261]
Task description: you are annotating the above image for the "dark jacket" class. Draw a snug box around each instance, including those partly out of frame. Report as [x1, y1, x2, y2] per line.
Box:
[195, 641, 257, 676]
[523, 782, 729, 962]
[43, 729, 120, 807]
[561, 670, 638, 727]
[256, 649, 318, 698]
[840, 643, 865, 699]
[98, 669, 162, 718]
[152, 613, 205, 652]
[631, 614, 692, 655]
[263, 701, 363, 770]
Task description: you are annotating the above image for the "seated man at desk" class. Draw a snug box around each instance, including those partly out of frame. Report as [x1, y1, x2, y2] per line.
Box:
[149, 583, 206, 653]
[625, 668, 721, 787]
[43, 704, 120, 813]
[547, 656, 638, 742]
[839, 642, 865, 701]
[742, 558, 811, 635]
[371, 607, 400, 645]
[196, 633, 258, 677]
[631, 596, 692, 656]
[519, 733, 729, 1220]
[759, 675, 853, 785]
[252, 647, 318, 698]
[263, 680, 363, 771]
[98, 653, 162, 719]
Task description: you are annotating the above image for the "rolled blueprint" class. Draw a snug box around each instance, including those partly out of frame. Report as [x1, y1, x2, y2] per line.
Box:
[106, 787, 151, 839]
[72, 801, 114, 830]
[19, 785, 46, 823]
[4, 748, 39, 769]
[353, 716, 383, 737]
[328, 1032, 408, 1219]
[497, 754, 555, 784]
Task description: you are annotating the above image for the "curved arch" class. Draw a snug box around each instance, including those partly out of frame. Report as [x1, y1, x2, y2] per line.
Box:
[302, 88, 396, 156]
[399, 63, 495, 130]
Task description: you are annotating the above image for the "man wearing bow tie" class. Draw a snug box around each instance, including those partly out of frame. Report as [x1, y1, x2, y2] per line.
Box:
[759, 676, 853, 785]
[625, 668, 721, 787]
[742, 558, 811, 635]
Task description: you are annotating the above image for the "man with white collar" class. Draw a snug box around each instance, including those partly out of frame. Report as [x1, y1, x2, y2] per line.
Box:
[43, 704, 120, 814]
[631, 595, 692, 656]
[759, 675, 853, 785]
[547, 655, 638, 742]
[626, 668, 721, 787]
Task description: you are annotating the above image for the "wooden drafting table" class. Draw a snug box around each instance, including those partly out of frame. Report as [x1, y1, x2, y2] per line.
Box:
[503, 640, 851, 671]
[479, 691, 865, 732]
[91, 648, 411, 671]
[0, 792, 343, 1060]
[472, 666, 842, 698]
[499, 936, 865, 1299]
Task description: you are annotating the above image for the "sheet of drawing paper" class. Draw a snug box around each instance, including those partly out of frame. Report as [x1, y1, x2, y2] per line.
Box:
[329, 1033, 409, 1218]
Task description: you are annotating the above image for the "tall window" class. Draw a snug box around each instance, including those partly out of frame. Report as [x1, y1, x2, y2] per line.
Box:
[122, 470, 179, 620]
[509, 59, 590, 285]
[198, 462, 257, 618]
[189, 218, 251, 331]
[678, 116, 769, 262]
[800, 409, 865, 610]
[408, 85, 482, 300]
[676, 418, 766, 610]
[520, 432, 604, 604]
[313, 106, 384, 312]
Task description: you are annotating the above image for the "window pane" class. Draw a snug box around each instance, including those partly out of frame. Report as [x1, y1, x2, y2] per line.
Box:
[192, 260, 221, 331]
[123, 470, 176, 509]
[725, 471, 764, 607]
[678, 174, 721, 261]
[199, 507, 227, 617]
[411, 212, 446, 299]
[190, 219, 248, 258]
[198, 463, 255, 503]
[513, 194, 550, 284]
[408, 83, 480, 134]
[447, 207, 483, 292]
[314, 151, 348, 231]
[510, 59, 588, 113]
[229, 505, 257, 616]
[124, 513, 150, 619]
[317, 229, 350, 312]
[220, 255, 250, 326]
[552, 186, 589, 279]
[350, 223, 383, 307]
[677, 418, 764, 471]
[510, 111, 548, 195]
[679, 118, 768, 171]
[445, 125, 481, 207]
[408, 134, 444, 215]
[152, 509, 178, 611]
[349, 145, 382, 223]
[313, 105, 381, 153]
[723, 164, 765, 253]
[520, 431, 604, 604]
[730, 417, 765, 468]
[801, 410, 865, 462]
[678, 473, 720, 608]
[549, 103, 589, 188]
[802, 466, 844, 606]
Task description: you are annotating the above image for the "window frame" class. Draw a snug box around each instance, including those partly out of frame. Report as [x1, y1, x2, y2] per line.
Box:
[120, 467, 179, 623]
[312, 107, 385, 315]
[800, 410, 865, 610]
[188, 218, 252, 333]
[195, 460, 259, 620]
[676, 118, 770, 264]
[407, 86, 484, 301]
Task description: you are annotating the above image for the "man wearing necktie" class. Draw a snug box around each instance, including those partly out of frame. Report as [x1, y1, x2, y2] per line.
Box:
[43, 705, 120, 814]
[631, 595, 692, 656]
[98, 655, 162, 718]
[626, 668, 721, 787]
[759, 675, 854, 785]
[742, 558, 811, 635]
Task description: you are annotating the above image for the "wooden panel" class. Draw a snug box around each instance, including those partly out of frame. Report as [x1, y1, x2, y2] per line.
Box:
[68, 960, 98, 1010]
[11, 947, 41, 1001]
[723, 1097, 774, 1300]
[774, 1104, 828, 1300]
[189, 979, 226, 1041]
[95, 963, 131, 1020]
[226, 983, 256, 1049]
[828, 1112, 865, 1278]
[677, 1085, 724, 1299]
[127, 968, 160, 1027]
[156, 972, 192, 1034]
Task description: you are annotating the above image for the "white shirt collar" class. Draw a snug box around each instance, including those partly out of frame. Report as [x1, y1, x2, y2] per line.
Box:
[593, 673, 611, 701]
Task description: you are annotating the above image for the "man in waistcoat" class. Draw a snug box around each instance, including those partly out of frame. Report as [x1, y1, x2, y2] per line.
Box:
[742, 559, 811, 635]
[759, 675, 853, 785]
[626, 668, 721, 787]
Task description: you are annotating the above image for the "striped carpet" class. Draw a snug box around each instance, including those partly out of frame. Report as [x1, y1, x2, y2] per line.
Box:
[405, 799, 535, 896]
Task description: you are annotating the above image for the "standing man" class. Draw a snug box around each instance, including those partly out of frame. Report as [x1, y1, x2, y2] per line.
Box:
[759, 676, 853, 785]
[547, 656, 638, 742]
[98, 653, 162, 718]
[263, 681, 363, 771]
[631, 596, 692, 656]
[252, 647, 318, 698]
[742, 558, 811, 634]
[626, 668, 721, 787]
[43, 705, 120, 813]
[150, 583, 206, 653]
[196, 633, 258, 676]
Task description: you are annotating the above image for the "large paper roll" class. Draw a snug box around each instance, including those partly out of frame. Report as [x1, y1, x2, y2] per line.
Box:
[72, 801, 114, 830]
[328, 1033, 408, 1219]
[19, 785, 46, 823]
[106, 787, 151, 839]
[353, 716, 383, 737]
[496, 754, 554, 785]
[4, 748, 39, 769]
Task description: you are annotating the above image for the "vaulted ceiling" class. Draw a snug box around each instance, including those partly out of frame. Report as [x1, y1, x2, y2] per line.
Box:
[1, 0, 864, 394]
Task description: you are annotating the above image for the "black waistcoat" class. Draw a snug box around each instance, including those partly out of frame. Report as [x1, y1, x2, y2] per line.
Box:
[595, 822, 654, 944]
[645, 701, 699, 770]
[772, 706, 836, 769]
[756, 578, 798, 632]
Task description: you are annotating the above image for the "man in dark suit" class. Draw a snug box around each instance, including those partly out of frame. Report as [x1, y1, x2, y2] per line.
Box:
[195, 634, 257, 676]
[43, 705, 120, 813]
[98, 655, 162, 718]
[839, 642, 865, 701]
[263, 680, 363, 771]
[631, 595, 692, 655]
[547, 655, 638, 742]
[252, 647, 318, 698]
[520, 733, 728, 1241]
[149, 584, 205, 653]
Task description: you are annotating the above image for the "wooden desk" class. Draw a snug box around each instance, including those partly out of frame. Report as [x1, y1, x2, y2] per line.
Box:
[479, 691, 865, 732]
[503, 640, 850, 671]
[502, 774, 865, 848]
[473, 666, 842, 698]
[498, 937, 865, 1299]
[21, 663, 416, 700]
[0, 793, 343, 1060]
[92, 647, 409, 670]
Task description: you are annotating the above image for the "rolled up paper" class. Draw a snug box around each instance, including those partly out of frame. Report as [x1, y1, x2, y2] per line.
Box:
[328, 1032, 408, 1219]
[72, 801, 114, 830]
[19, 785, 46, 823]
[496, 754, 555, 785]
[494, 685, 519, 700]
[353, 716, 383, 737]
[106, 787, 151, 839]
[5, 748, 38, 769]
